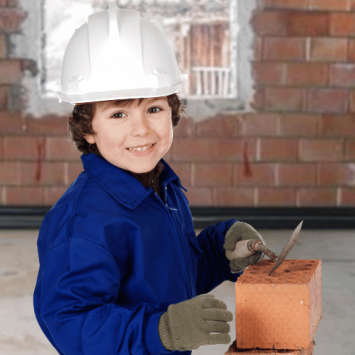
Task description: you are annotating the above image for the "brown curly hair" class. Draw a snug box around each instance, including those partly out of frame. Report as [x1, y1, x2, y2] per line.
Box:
[68, 93, 185, 157]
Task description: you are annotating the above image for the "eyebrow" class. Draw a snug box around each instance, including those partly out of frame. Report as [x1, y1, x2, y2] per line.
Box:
[103, 97, 165, 111]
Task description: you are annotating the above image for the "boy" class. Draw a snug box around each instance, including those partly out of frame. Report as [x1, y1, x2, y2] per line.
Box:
[34, 3, 266, 354]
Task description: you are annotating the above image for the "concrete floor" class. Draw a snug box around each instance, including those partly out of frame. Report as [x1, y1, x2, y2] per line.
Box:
[0, 228, 354, 355]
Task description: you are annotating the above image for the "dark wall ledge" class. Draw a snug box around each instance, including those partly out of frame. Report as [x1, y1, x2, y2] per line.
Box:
[0, 206, 354, 230]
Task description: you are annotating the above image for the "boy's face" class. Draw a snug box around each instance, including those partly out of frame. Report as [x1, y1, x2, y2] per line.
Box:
[84, 97, 173, 174]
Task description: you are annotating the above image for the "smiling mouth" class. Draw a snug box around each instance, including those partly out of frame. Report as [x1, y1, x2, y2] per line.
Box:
[126, 143, 156, 152]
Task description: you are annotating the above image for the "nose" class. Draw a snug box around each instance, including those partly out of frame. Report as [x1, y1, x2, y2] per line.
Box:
[131, 112, 151, 136]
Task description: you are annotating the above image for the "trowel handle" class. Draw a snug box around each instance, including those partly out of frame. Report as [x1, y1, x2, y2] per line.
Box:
[225, 239, 278, 262]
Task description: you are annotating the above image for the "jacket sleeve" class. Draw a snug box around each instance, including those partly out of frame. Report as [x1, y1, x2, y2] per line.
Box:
[195, 218, 243, 295]
[37, 236, 172, 355]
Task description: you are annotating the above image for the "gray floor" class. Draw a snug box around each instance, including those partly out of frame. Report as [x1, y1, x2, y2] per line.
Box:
[0, 228, 354, 355]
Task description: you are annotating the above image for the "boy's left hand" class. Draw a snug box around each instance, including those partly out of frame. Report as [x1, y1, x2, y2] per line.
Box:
[223, 222, 266, 273]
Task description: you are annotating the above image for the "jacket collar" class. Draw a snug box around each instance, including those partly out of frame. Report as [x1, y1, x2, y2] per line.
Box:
[81, 153, 187, 209]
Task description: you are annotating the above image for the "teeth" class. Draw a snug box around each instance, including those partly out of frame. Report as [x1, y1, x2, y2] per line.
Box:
[129, 144, 154, 152]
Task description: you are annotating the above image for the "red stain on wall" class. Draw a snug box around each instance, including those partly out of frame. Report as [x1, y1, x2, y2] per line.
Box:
[35, 140, 44, 182]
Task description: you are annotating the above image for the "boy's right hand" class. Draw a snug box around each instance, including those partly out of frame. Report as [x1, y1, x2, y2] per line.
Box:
[158, 294, 233, 351]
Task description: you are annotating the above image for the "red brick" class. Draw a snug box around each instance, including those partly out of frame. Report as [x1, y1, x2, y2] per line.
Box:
[310, 38, 347, 62]
[251, 88, 265, 110]
[0, 60, 22, 84]
[287, 12, 329, 36]
[330, 13, 355, 36]
[345, 139, 355, 160]
[0, 0, 6, 6]
[299, 139, 343, 161]
[265, 88, 304, 112]
[0, 9, 27, 32]
[263, 37, 306, 61]
[257, 187, 296, 206]
[235, 260, 322, 350]
[259, 138, 299, 162]
[252, 11, 289, 36]
[214, 139, 257, 162]
[279, 114, 320, 136]
[194, 163, 233, 187]
[330, 64, 355, 88]
[0, 111, 23, 133]
[339, 188, 355, 205]
[252, 62, 284, 86]
[318, 163, 355, 186]
[26, 115, 68, 136]
[253, 37, 263, 61]
[166, 162, 191, 187]
[261, 0, 309, 10]
[6, 0, 18, 7]
[297, 188, 337, 206]
[184, 187, 213, 206]
[351, 91, 355, 112]
[349, 39, 355, 62]
[172, 138, 214, 162]
[5, 186, 45, 205]
[67, 162, 84, 185]
[45, 186, 67, 206]
[213, 187, 254, 206]
[0, 86, 8, 110]
[242, 113, 279, 136]
[307, 89, 348, 114]
[19, 162, 66, 186]
[173, 117, 195, 138]
[225, 339, 315, 355]
[46, 137, 82, 161]
[234, 163, 276, 186]
[195, 115, 242, 138]
[310, 0, 350, 11]
[0, 35, 6, 58]
[4, 136, 45, 160]
[278, 163, 317, 185]
[320, 114, 355, 137]
[0, 162, 20, 185]
[285, 63, 327, 87]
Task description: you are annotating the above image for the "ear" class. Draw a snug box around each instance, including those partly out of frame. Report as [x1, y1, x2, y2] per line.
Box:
[84, 134, 96, 144]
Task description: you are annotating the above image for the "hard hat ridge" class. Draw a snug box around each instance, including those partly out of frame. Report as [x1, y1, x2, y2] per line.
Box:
[52, 1, 187, 104]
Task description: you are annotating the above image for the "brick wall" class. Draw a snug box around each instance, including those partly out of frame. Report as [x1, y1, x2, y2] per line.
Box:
[0, 0, 354, 207]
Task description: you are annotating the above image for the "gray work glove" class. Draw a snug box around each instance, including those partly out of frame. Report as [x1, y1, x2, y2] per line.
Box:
[223, 221, 265, 273]
[158, 294, 233, 351]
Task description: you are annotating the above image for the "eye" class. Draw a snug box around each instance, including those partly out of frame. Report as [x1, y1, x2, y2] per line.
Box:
[148, 106, 162, 114]
[111, 111, 127, 119]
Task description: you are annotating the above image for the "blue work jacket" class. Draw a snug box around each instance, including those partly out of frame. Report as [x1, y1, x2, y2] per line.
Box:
[33, 153, 241, 355]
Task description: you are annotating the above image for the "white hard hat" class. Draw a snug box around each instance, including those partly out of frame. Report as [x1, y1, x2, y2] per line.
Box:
[52, 2, 188, 104]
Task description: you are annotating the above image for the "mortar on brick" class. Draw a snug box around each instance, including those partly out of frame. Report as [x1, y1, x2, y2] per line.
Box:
[235, 259, 322, 350]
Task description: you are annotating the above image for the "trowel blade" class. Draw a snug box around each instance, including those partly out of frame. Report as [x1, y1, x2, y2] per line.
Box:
[268, 220, 303, 276]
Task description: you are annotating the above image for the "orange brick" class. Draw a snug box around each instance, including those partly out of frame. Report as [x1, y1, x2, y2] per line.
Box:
[318, 163, 355, 186]
[45, 137, 82, 161]
[278, 163, 317, 186]
[265, 88, 304, 112]
[4, 136, 45, 160]
[5, 186, 45, 205]
[173, 117, 195, 138]
[236, 260, 322, 350]
[184, 187, 212, 205]
[214, 139, 257, 163]
[243, 113, 279, 136]
[225, 340, 315, 354]
[234, 163, 276, 186]
[263, 37, 306, 61]
[212, 187, 254, 206]
[253, 62, 284, 86]
[172, 138, 214, 162]
[345, 139, 355, 160]
[310, 0, 350, 11]
[297, 188, 337, 206]
[0, 9, 27, 32]
[330, 13, 355, 36]
[330, 63, 355, 88]
[259, 138, 298, 162]
[194, 163, 233, 187]
[0, 60, 22, 84]
[339, 188, 355, 205]
[307, 89, 348, 114]
[257, 187, 296, 206]
[299, 139, 343, 161]
[278, 114, 320, 137]
[285, 63, 327, 87]
[261, 0, 309, 10]
[320, 114, 355, 137]
[310, 38, 347, 62]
